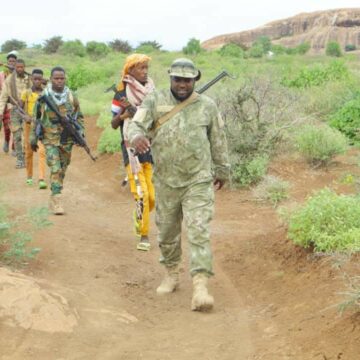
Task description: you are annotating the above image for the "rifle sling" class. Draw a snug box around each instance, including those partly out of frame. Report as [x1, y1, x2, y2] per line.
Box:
[154, 92, 198, 130]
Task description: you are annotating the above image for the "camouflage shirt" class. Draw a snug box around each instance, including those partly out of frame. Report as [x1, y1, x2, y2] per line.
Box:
[30, 89, 84, 146]
[127, 89, 230, 188]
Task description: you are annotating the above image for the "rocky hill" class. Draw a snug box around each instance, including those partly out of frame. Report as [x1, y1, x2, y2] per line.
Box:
[202, 8, 360, 52]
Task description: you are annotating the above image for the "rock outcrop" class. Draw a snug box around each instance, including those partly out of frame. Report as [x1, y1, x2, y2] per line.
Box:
[202, 8, 360, 52]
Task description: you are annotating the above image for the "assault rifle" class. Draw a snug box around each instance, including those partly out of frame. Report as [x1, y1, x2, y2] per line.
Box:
[38, 95, 97, 161]
[195, 70, 235, 94]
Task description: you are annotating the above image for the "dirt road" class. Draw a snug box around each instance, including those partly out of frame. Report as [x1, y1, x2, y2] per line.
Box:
[0, 118, 359, 359]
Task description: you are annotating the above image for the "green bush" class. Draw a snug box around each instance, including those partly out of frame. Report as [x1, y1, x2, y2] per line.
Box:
[326, 41, 342, 57]
[136, 41, 162, 54]
[252, 175, 289, 206]
[286, 188, 360, 252]
[232, 155, 269, 187]
[345, 44, 356, 52]
[219, 43, 244, 58]
[0, 203, 51, 265]
[247, 44, 264, 58]
[330, 96, 360, 143]
[86, 41, 110, 59]
[67, 65, 102, 90]
[253, 36, 271, 53]
[97, 126, 121, 154]
[282, 60, 349, 88]
[183, 38, 203, 55]
[60, 40, 86, 57]
[295, 42, 311, 55]
[295, 124, 348, 167]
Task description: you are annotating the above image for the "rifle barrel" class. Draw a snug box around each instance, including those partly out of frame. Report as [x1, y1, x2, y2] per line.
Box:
[196, 71, 234, 94]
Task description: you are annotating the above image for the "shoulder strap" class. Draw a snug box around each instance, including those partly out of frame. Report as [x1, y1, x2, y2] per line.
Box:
[154, 92, 198, 130]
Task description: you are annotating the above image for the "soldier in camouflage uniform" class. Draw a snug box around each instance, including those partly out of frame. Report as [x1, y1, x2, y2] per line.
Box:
[127, 58, 230, 311]
[0, 59, 31, 168]
[30, 66, 84, 215]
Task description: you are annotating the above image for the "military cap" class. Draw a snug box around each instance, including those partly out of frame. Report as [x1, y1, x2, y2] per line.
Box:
[168, 58, 201, 80]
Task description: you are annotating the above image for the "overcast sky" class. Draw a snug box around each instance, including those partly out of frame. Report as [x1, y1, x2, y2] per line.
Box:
[1, 0, 359, 51]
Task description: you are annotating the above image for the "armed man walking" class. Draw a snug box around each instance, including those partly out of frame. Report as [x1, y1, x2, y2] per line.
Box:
[0, 58, 31, 168]
[127, 58, 230, 311]
[21, 69, 47, 189]
[0, 51, 17, 154]
[30, 66, 84, 215]
[111, 54, 155, 251]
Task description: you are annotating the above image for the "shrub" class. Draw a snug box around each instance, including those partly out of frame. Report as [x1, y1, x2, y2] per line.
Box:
[60, 40, 86, 57]
[232, 155, 269, 187]
[183, 38, 203, 55]
[109, 39, 132, 53]
[345, 44, 356, 52]
[86, 41, 110, 59]
[295, 42, 311, 55]
[270, 44, 287, 55]
[326, 41, 342, 57]
[136, 41, 162, 53]
[66, 65, 102, 90]
[330, 96, 360, 143]
[254, 36, 271, 53]
[0, 203, 51, 265]
[252, 175, 289, 206]
[97, 126, 121, 154]
[219, 43, 245, 58]
[295, 124, 348, 167]
[247, 44, 264, 58]
[286, 188, 360, 252]
[43, 36, 63, 54]
[1, 39, 27, 52]
[282, 60, 349, 88]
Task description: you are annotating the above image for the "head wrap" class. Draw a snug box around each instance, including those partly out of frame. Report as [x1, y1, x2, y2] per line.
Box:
[117, 54, 151, 91]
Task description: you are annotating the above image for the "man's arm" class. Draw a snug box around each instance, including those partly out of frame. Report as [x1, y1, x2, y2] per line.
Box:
[127, 94, 156, 153]
[0, 78, 10, 116]
[208, 105, 231, 188]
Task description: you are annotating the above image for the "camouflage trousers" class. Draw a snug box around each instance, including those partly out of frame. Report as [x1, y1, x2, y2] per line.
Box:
[155, 181, 215, 277]
[10, 108, 24, 162]
[44, 143, 73, 195]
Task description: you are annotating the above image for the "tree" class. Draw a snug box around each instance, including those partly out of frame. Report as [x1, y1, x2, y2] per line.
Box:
[326, 41, 342, 57]
[136, 40, 162, 53]
[1, 39, 27, 53]
[182, 38, 202, 55]
[43, 36, 63, 54]
[86, 41, 110, 59]
[254, 36, 271, 53]
[109, 39, 132, 53]
[59, 40, 86, 57]
[219, 43, 244, 58]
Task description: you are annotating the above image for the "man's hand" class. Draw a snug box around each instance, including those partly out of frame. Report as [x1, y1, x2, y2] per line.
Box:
[30, 142, 38, 152]
[213, 178, 225, 191]
[132, 135, 150, 154]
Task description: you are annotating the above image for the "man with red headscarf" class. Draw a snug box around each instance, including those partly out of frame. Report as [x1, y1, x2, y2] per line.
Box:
[111, 54, 155, 251]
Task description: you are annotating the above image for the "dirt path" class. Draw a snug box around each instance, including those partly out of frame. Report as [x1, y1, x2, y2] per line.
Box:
[0, 118, 359, 360]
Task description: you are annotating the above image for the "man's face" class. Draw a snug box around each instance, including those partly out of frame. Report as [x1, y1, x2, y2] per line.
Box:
[15, 63, 25, 77]
[128, 62, 149, 84]
[170, 76, 195, 101]
[32, 73, 43, 90]
[7, 57, 16, 67]
[51, 71, 65, 92]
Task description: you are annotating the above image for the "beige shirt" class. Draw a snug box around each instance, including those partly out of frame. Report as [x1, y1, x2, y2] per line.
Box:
[0, 72, 31, 114]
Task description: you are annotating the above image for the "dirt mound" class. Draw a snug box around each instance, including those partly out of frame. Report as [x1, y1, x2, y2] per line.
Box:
[202, 8, 360, 52]
[0, 267, 78, 333]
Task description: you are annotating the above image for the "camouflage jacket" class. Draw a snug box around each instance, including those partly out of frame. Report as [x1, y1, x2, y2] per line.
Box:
[127, 89, 230, 188]
[30, 89, 84, 146]
[0, 72, 31, 114]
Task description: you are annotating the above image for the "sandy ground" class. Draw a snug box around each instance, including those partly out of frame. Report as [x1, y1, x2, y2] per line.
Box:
[0, 117, 359, 360]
